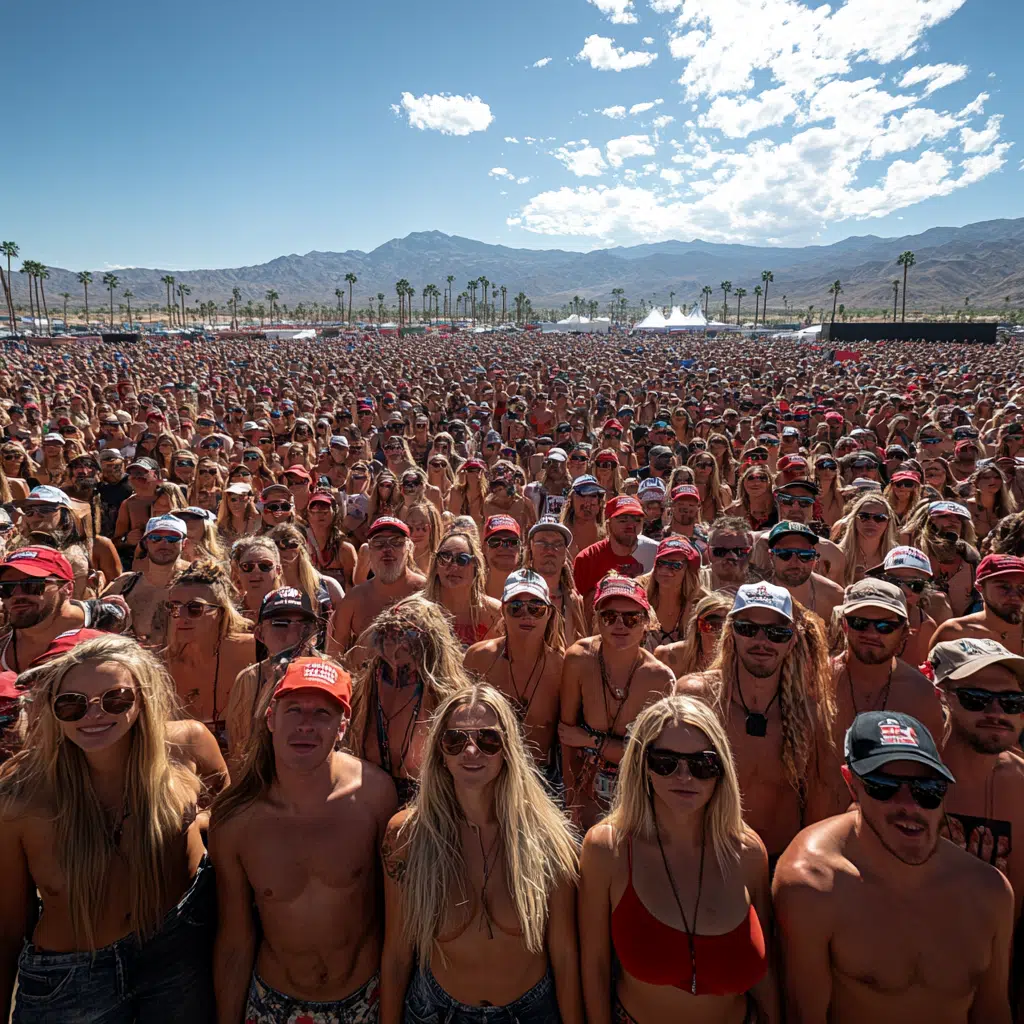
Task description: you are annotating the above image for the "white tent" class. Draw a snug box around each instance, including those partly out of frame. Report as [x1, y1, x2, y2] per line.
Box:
[548, 314, 610, 334]
[634, 307, 669, 332]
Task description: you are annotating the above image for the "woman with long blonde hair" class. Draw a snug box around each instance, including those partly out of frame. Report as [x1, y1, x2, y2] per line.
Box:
[216, 483, 259, 544]
[638, 537, 707, 649]
[833, 493, 898, 584]
[883, 471, 922, 525]
[186, 457, 223, 514]
[578, 694, 776, 1024]
[653, 593, 732, 679]
[179, 509, 226, 564]
[379, 684, 581, 1024]
[0, 634, 226, 1023]
[725, 464, 776, 531]
[688, 449, 732, 525]
[965, 463, 1017, 542]
[811, 453, 844, 528]
[229, 536, 284, 618]
[401, 499, 443, 575]
[267, 522, 343, 620]
[423, 527, 502, 649]
[446, 459, 488, 523]
[348, 594, 469, 806]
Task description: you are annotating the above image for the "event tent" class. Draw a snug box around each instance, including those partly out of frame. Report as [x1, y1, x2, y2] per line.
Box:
[634, 307, 668, 332]
[544, 314, 611, 334]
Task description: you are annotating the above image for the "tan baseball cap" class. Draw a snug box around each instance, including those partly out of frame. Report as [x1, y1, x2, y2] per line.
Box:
[929, 638, 1024, 684]
[842, 579, 908, 620]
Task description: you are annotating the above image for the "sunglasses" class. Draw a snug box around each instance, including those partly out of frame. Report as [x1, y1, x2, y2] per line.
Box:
[239, 560, 276, 573]
[486, 536, 520, 549]
[604, 430, 622, 439]
[647, 747, 723, 780]
[777, 494, 813, 507]
[263, 502, 292, 513]
[598, 609, 645, 628]
[285, 477, 309, 486]
[569, 455, 588, 463]
[429, 460, 447, 468]
[771, 547, 816, 562]
[22, 505, 61, 517]
[242, 453, 261, 462]
[732, 619, 794, 642]
[855, 769, 948, 810]
[52, 686, 137, 723]
[698, 615, 725, 634]
[711, 546, 751, 559]
[164, 599, 219, 619]
[505, 598, 549, 618]
[856, 511, 890, 523]
[259, 438, 274, 445]
[882, 575, 926, 594]
[350, 473, 368, 482]
[952, 687, 1024, 715]
[174, 460, 196, 468]
[465, 466, 482, 474]
[436, 550, 474, 567]
[402, 480, 421, 490]
[199, 468, 217, 476]
[817, 460, 837, 470]
[146, 533, 182, 544]
[891, 480, 917, 489]
[747, 474, 771, 483]
[265, 617, 313, 630]
[0, 579, 58, 598]
[845, 615, 902, 634]
[745, 454, 769, 464]
[920, 437, 943, 445]
[694, 460, 715, 469]
[440, 727, 504, 757]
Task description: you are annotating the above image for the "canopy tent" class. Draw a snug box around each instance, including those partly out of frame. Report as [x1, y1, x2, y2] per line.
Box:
[634, 307, 668, 332]
[544, 314, 611, 334]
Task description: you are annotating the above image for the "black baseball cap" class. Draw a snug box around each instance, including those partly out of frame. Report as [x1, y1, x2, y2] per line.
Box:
[775, 478, 820, 496]
[844, 711, 954, 782]
[258, 586, 317, 622]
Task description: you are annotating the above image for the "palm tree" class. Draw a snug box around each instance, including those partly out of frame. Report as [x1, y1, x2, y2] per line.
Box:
[231, 287, 241, 330]
[611, 287, 625, 324]
[59, 291, 70, 329]
[838, 303, 846, 322]
[720, 281, 732, 323]
[753, 285, 763, 326]
[1, 241, 18, 330]
[760, 270, 774, 325]
[335, 287, 344, 317]
[734, 287, 746, 325]
[478, 276, 490, 322]
[701, 285, 713, 319]
[377, 293, 385, 322]
[34, 263, 51, 335]
[158, 275, 175, 326]
[123, 290, 134, 331]
[828, 280, 843, 323]
[102, 272, 120, 329]
[500, 285, 508, 324]
[669, 290, 676, 310]
[19, 262, 36, 327]
[445, 274, 455, 324]
[178, 283, 192, 327]
[256, 302, 266, 327]
[964, 296, 972, 322]
[76, 271, 92, 327]
[891, 279, 900, 322]
[344, 272, 357, 324]
[514, 291, 528, 324]
[897, 250, 915, 322]
[265, 289, 278, 323]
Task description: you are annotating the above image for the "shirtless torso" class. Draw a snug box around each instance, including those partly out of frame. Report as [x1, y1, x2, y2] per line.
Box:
[167, 633, 256, 735]
[103, 559, 188, 646]
[329, 571, 426, 662]
[930, 611, 1024, 656]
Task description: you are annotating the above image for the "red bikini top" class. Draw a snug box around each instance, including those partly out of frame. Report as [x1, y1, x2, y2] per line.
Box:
[611, 837, 767, 997]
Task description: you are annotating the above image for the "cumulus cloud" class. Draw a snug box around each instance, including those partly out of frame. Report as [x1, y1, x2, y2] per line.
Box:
[517, 177, 532, 184]
[395, 92, 493, 135]
[489, 167, 516, 180]
[600, 105, 628, 118]
[629, 98, 665, 114]
[554, 143, 609, 177]
[504, 136, 520, 143]
[532, 57, 553, 68]
[587, 0, 638, 23]
[577, 35, 658, 71]
[957, 93, 988, 118]
[960, 115, 1003, 154]
[899, 63, 969, 94]
[652, 114, 675, 128]
[642, 36, 655, 44]
[607, 134, 657, 167]
[699, 88, 798, 137]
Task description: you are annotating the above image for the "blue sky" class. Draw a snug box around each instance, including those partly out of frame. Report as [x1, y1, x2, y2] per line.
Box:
[4, 0, 1021, 271]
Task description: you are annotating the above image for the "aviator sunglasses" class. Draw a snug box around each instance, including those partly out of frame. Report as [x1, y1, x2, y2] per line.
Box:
[440, 727, 504, 756]
[647, 747, 723, 780]
[855, 769, 948, 810]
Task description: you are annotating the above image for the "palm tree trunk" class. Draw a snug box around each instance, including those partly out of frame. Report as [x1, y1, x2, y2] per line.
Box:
[347, 284, 353, 325]
[38, 278, 50, 336]
[762, 281, 769, 323]
[83, 283, 89, 326]
[109, 288, 115, 329]
[0, 266, 12, 332]
[901, 265, 908, 322]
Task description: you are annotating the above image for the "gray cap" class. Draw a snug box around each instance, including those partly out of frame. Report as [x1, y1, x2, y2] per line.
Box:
[528, 515, 572, 544]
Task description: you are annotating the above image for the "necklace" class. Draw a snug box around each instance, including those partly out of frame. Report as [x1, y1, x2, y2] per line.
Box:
[471, 823, 501, 940]
[734, 669, 780, 737]
[503, 640, 545, 720]
[847, 659, 894, 715]
[655, 817, 706, 996]
[599, 644, 641, 702]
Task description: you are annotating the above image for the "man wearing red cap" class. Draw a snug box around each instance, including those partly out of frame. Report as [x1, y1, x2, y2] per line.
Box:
[572, 495, 658, 627]
[930, 555, 1024, 655]
[211, 657, 397, 1024]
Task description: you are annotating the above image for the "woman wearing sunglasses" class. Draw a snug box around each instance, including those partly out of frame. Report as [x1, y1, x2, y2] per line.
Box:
[446, 459, 488, 526]
[32, 432, 71, 489]
[379, 684, 581, 1024]
[216, 482, 259, 544]
[0, 444, 34, 499]
[579, 694, 775, 1024]
[726, 464, 777, 532]
[168, 448, 197, 489]
[688, 449, 733, 526]
[638, 537, 707, 650]
[267, 523, 343, 624]
[381, 435, 416, 477]
[592, 448, 624, 500]
[812, 453, 845, 528]
[237, 447, 276, 493]
[400, 500, 443, 576]
[302, 489, 358, 589]
[883, 470, 923, 526]
[966, 464, 1017, 544]
[424, 528, 501, 649]
[230, 537, 284, 618]
[186, 457, 223, 515]
[0, 633, 227, 1024]
[425, 454, 454, 512]
[368, 470, 402, 526]
[833, 494, 898, 585]
[653, 593, 732, 680]
[348, 594, 468, 806]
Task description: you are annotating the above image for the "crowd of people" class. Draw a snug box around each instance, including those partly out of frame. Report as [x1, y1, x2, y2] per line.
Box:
[0, 325, 1022, 1023]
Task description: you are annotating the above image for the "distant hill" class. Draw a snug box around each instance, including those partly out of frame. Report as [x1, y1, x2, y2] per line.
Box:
[12, 219, 1024, 314]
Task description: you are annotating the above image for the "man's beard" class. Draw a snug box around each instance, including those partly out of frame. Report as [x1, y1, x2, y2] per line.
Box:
[148, 547, 179, 567]
[988, 601, 1024, 626]
[7, 595, 59, 629]
[954, 716, 1016, 754]
[739, 650, 781, 678]
[851, 642, 893, 665]
[776, 566, 813, 586]
[68, 479, 96, 497]
[375, 561, 405, 584]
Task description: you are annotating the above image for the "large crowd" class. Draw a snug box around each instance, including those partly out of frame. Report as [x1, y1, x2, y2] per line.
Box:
[0, 325, 1022, 1023]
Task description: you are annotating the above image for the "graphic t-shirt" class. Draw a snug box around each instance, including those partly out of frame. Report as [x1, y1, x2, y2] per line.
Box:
[573, 536, 658, 597]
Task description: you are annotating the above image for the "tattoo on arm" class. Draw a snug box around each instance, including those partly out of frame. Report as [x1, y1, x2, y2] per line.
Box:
[381, 830, 407, 884]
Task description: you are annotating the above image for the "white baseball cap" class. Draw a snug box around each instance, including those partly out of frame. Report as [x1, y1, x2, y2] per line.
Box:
[638, 477, 668, 501]
[143, 514, 187, 538]
[881, 546, 932, 575]
[502, 569, 551, 605]
[730, 582, 793, 622]
[928, 501, 971, 519]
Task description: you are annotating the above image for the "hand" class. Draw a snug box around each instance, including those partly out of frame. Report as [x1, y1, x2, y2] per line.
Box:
[558, 722, 593, 748]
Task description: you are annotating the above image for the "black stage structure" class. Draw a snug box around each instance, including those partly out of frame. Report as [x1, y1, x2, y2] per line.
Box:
[819, 322, 997, 344]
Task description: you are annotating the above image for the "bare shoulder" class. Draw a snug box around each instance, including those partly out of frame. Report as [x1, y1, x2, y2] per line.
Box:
[813, 573, 846, 597]
[773, 814, 854, 898]
[565, 637, 597, 663]
[464, 637, 502, 669]
[652, 639, 685, 664]
[929, 615, 973, 643]
[166, 718, 213, 759]
[342, 751, 398, 811]
[674, 669, 719, 697]
[639, 648, 677, 687]
[738, 826, 770, 881]
[582, 821, 622, 865]
[381, 806, 415, 880]
[939, 837, 1014, 908]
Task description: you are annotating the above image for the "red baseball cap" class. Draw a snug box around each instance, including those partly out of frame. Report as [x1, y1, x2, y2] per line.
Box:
[603, 418, 624, 433]
[655, 536, 699, 569]
[0, 670, 19, 700]
[307, 489, 335, 507]
[283, 465, 311, 482]
[891, 470, 922, 484]
[484, 514, 521, 539]
[463, 458, 486, 471]
[594, 449, 619, 466]
[0, 547, 74, 582]
[605, 495, 643, 519]
[367, 516, 410, 538]
[594, 573, 650, 610]
[825, 411, 844, 424]
[670, 484, 700, 502]
[34, 628, 108, 665]
[976, 555, 1024, 585]
[272, 657, 352, 713]
[776, 454, 808, 474]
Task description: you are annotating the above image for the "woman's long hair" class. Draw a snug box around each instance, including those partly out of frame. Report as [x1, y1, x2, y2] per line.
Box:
[2, 442, 38, 483]
[970, 465, 1017, 520]
[733, 463, 775, 522]
[187, 457, 224, 507]
[395, 684, 578, 966]
[423, 527, 489, 631]
[689, 449, 730, 519]
[708, 602, 835, 795]
[523, 545, 586, 643]
[638, 557, 706, 632]
[666, 593, 732, 677]
[984, 510, 1024, 556]
[606, 695, 749, 874]
[267, 522, 324, 610]
[168, 559, 252, 651]
[902, 499, 979, 564]
[367, 470, 401, 523]
[834, 493, 898, 583]
[216, 487, 257, 538]
[883, 477, 921, 522]
[185, 517, 226, 563]
[0, 636, 199, 948]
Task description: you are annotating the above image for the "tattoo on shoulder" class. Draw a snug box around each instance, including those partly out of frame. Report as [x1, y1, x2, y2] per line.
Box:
[381, 829, 407, 884]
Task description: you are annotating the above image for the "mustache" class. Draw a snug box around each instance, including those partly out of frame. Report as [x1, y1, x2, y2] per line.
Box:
[888, 812, 929, 830]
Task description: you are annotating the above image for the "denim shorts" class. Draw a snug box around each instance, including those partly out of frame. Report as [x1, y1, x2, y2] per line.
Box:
[404, 965, 558, 1024]
[13, 857, 216, 1024]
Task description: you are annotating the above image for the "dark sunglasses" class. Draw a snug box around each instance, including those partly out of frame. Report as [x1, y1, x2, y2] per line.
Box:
[263, 501, 292, 513]
[0, 579, 57, 598]
[505, 598, 549, 618]
[777, 494, 813, 507]
[198, 468, 217, 476]
[164, 599, 218, 619]
[920, 436, 943, 445]
[817, 460, 837, 470]
[239, 560, 276, 573]
[52, 686, 137, 722]
[174, 459, 196, 468]
[698, 615, 725, 633]
[882, 575, 926, 594]
[656, 559, 686, 571]
[745, 454, 769, 463]
[22, 504, 61, 517]
[604, 429, 622, 439]
[856, 769, 947, 810]
[952, 687, 1024, 715]
[486, 536, 520, 549]
[711, 546, 751, 559]
[732, 619, 794, 643]
[647, 747, 723, 779]
[429, 460, 447, 468]
[845, 615, 902, 634]
[243, 453, 261, 462]
[436, 550, 474, 567]
[275, 539, 300, 550]
[771, 547, 816, 562]
[440, 727, 503, 756]
[598, 609, 645, 628]
[891, 480, 917, 489]
[856, 511, 890, 523]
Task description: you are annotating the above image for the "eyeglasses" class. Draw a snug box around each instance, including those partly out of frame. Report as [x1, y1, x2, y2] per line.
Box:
[771, 547, 817, 562]
[486, 536, 520, 549]
[369, 537, 408, 551]
[598, 609, 645, 628]
[777, 494, 813, 507]
[505, 598, 549, 618]
[263, 502, 292, 513]
[0, 579, 58, 598]
[146, 533, 182, 545]
[856, 511, 890, 523]
[440, 727, 504, 757]
[22, 505, 61, 517]
[855, 770, 948, 810]
[52, 686, 137, 723]
[647, 748, 723, 780]
[436, 550, 474, 567]
[239, 560, 276, 573]
[732, 619, 794, 642]
[164, 599, 219, 618]
[952, 687, 1024, 715]
[747, 474, 770, 483]
[845, 615, 902, 634]
[710, 545, 751, 559]
[882, 574, 927, 594]
[350, 473, 368, 482]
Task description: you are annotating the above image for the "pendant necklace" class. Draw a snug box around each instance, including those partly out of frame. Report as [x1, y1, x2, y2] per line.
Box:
[655, 816, 706, 996]
[735, 671, 780, 737]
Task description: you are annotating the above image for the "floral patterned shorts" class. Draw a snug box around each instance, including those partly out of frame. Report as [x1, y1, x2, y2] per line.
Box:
[245, 970, 379, 1023]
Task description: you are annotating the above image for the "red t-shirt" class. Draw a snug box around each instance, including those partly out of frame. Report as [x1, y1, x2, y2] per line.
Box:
[573, 537, 658, 597]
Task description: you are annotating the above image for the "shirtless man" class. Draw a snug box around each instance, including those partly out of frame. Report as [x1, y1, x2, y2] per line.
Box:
[676, 582, 837, 870]
[104, 514, 190, 646]
[763, 520, 844, 627]
[559, 573, 675, 829]
[525, 516, 586, 648]
[210, 657, 397, 1024]
[329, 517, 426, 662]
[929, 638, 1024, 924]
[481, 514, 522, 601]
[700, 516, 757, 595]
[112, 456, 160, 554]
[930, 554, 1024, 656]
[774, 711, 1013, 1023]
[465, 570, 563, 774]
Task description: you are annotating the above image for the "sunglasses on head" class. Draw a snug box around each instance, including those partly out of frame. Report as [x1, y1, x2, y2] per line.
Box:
[647, 747, 723, 780]
[263, 501, 292, 513]
[845, 615, 902, 634]
[732, 619, 794, 643]
[952, 687, 1024, 715]
[856, 511, 890, 523]
[771, 547, 816, 562]
[598, 608, 645, 628]
[855, 769, 947, 810]
[440, 727, 504, 757]
[0, 578, 58, 598]
[436, 550, 474, 567]
[164, 599, 218, 619]
[52, 686, 137, 723]
[506, 598, 549, 618]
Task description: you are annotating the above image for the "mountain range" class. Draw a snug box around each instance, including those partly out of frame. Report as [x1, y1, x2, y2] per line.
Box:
[11, 218, 1024, 315]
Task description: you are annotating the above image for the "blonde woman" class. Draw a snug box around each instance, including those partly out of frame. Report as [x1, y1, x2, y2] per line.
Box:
[426, 453, 454, 512]
[832, 494, 898, 584]
[33, 433, 71, 488]
[638, 537, 707, 649]
[149, 481, 187, 517]
[446, 459, 488, 523]
[708, 433, 738, 489]
[368, 471, 402, 525]
[0, 446, 31, 501]
[267, 522, 344, 617]
[811, 454, 844, 528]
[177, 508, 226, 564]
[0, 634, 227, 1023]
[883, 470, 922, 525]
[348, 594, 469, 806]
[689, 450, 732, 525]
[380, 684, 582, 1024]
[423, 527, 502, 649]
[401, 499, 443, 575]
[579, 695, 776, 1024]
[725, 464, 776, 531]
[593, 449, 624, 499]
[229, 536, 284, 618]
[216, 483, 259, 544]
[965, 464, 1017, 542]
[302, 489, 358, 588]
[653, 593, 731, 679]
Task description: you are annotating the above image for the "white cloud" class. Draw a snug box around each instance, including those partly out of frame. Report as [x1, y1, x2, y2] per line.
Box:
[600, 105, 628, 118]
[532, 57, 553, 68]
[642, 36, 655, 44]
[607, 134, 657, 167]
[652, 114, 675, 128]
[504, 136, 520, 143]
[960, 114, 1003, 154]
[899, 63, 969, 94]
[554, 143, 609, 177]
[577, 34, 658, 71]
[489, 167, 516, 180]
[700, 87, 798, 137]
[396, 92, 493, 135]
[629, 98, 664, 114]
[957, 93, 988, 118]
[517, 176, 532, 184]
[660, 168, 685, 185]
[587, 0, 638, 23]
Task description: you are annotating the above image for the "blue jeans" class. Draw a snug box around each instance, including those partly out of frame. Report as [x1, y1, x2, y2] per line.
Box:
[13, 857, 216, 1024]
[404, 965, 558, 1024]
